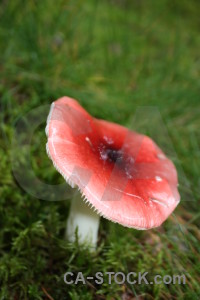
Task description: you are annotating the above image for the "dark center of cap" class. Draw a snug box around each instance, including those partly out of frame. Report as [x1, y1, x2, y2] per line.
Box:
[99, 143, 134, 179]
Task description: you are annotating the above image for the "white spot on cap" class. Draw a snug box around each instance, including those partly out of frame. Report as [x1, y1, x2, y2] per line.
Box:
[150, 198, 168, 208]
[52, 127, 58, 136]
[103, 136, 114, 145]
[155, 176, 162, 182]
[100, 151, 108, 161]
[126, 173, 133, 179]
[157, 153, 166, 160]
[85, 136, 93, 148]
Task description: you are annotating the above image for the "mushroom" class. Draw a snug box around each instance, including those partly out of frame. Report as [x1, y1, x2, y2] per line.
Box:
[46, 96, 180, 248]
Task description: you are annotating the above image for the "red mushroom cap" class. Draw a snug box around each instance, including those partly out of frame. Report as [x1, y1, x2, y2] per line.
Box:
[46, 96, 180, 229]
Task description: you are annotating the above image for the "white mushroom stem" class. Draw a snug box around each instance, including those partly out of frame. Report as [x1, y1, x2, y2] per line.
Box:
[66, 190, 100, 249]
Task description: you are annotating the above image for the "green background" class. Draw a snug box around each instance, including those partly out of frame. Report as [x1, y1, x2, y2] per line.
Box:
[0, 0, 200, 299]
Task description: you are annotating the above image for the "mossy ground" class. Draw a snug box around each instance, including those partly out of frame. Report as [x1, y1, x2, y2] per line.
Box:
[0, 0, 200, 299]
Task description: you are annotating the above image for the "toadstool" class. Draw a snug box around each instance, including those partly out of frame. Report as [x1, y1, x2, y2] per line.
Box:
[46, 96, 180, 248]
